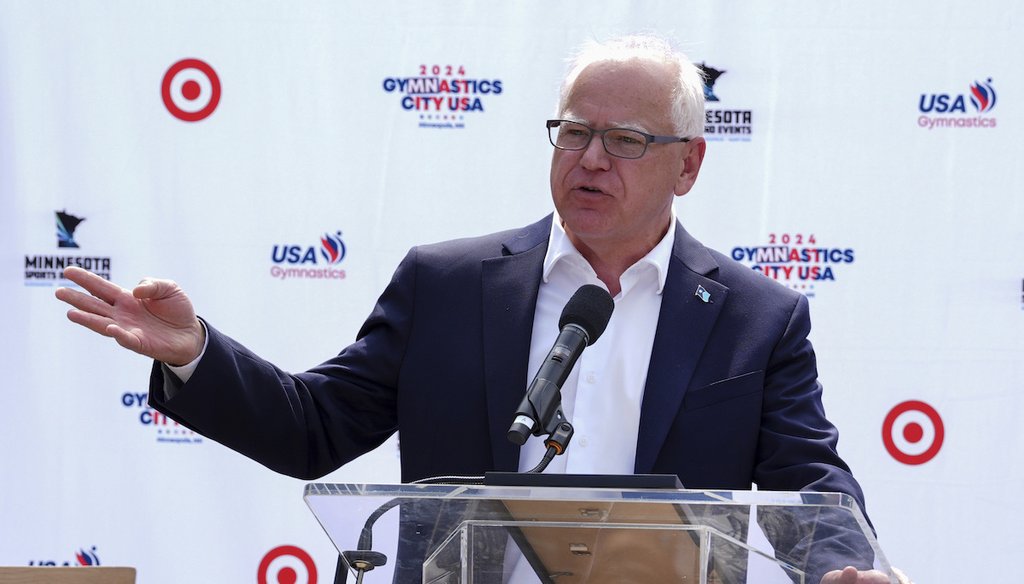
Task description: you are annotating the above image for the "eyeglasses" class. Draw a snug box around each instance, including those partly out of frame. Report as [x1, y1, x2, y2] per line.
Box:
[546, 119, 691, 159]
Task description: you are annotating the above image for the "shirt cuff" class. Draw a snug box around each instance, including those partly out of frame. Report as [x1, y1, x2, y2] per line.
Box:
[164, 319, 209, 384]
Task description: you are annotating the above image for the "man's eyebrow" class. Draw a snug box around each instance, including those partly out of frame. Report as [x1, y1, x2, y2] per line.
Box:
[610, 120, 652, 133]
[559, 110, 587, 125]
[597, 119, 653, 134]
[561, 113, 652, 134]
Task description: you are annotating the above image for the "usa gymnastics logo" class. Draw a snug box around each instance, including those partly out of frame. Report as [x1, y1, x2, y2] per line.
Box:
[30, 546, 101, 566]
[382, 64, 504, 129]
[258, 545, 317, 584]
[883, 400, 944, 465]
[121, 391, 203, 445]
[918, 77, 997, 130]
[731, 233, 855, 297]
[270, 231, 348, 281]
[25, 209, 112, 286]
[699, 62, 752, 142]
[162, 58, 221, 122]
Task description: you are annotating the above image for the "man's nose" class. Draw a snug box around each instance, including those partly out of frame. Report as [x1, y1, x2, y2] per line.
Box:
[579, 135, 612, 171]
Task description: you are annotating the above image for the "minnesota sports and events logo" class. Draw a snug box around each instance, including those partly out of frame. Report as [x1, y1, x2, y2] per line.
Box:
[24, 210, 112, 285]
[57, 210, 85, 248]
[698, 62, 752, 142]
[731, 233, 855, 297]
[917, 77, 998, 130]
[382, 64, 504, 129]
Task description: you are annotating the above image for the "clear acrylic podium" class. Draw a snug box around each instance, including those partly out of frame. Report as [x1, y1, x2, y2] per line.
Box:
[304, 481, 894, 584]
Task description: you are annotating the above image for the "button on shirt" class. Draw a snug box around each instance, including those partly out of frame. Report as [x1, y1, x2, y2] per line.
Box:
[516, 213, 675, 475]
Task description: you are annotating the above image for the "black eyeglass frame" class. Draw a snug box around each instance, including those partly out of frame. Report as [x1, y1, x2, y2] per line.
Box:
[546, 119, 692, 159]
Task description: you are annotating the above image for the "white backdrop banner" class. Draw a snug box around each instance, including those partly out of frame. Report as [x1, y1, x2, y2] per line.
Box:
[1, 1, 1020, 582]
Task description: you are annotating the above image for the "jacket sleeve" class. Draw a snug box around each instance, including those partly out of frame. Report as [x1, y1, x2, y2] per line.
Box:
[754, 294, 867, 509]
[753, 293, 877, 579]
[148, 248, 422, 479]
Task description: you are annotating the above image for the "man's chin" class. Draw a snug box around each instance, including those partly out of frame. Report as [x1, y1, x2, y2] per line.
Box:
[559, 213, 611, 239]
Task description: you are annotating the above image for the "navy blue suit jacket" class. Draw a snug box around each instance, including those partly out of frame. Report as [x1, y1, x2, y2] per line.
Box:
[150, 215, 865, 512]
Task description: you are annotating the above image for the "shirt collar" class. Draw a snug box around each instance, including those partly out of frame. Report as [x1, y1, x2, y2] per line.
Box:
[542, 208, 676, 295]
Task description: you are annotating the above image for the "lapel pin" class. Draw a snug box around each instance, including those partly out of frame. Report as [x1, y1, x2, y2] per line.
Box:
[695, 285, 712, 303]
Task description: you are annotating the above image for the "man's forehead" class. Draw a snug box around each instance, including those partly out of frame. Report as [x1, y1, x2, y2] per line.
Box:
[561, 60, 675, 130]
[568, 59, 674, 92]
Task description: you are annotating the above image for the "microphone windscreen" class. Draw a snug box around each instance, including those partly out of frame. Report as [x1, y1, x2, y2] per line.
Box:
[558, 284, 615, 345]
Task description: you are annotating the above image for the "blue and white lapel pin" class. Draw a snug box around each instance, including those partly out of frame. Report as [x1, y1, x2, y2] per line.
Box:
[695, 285, 712, 303]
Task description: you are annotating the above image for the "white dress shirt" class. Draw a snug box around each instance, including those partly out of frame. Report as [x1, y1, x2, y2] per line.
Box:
[515, 212, 675, 475]
[505, 212, 675, 583]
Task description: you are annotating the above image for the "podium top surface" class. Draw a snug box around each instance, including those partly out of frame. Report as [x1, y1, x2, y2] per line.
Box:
[304, 481, 860, 510]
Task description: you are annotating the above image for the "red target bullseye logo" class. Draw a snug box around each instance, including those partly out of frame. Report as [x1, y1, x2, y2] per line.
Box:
[882, 400, 944, 465]
[257, 545, 318, 584]
[161, 58, 221, 122]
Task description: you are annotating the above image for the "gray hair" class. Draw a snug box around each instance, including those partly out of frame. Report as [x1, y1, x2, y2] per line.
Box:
[557, 35, 705, 138]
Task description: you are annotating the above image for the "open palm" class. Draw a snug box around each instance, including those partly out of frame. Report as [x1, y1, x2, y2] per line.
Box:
[56, 266, 205, 366]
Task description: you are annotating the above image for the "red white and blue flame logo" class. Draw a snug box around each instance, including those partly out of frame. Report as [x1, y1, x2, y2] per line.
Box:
[969, 78, 997, 113]
[320, 231, 346, 265]
[75, 548, 100, 566]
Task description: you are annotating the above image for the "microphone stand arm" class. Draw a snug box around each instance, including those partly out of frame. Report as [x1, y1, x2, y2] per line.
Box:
[526, 405, 574, 474]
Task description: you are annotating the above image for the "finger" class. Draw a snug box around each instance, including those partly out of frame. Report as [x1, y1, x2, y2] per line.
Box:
[108, 324, 145, 355]
[62, 266, 126, 304]
[66, 309, 117, 338]
[819, 567, 858, 584]
[133, 277, 179, 300]
[839, 566, 858, 583]
[55, 286, 115, 318]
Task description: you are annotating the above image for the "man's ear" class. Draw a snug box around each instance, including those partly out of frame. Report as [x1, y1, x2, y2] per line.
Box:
[673, 137, 707, 197]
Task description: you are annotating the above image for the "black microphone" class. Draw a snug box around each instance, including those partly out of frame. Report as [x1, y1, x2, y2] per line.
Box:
[507, 284, 614, 446]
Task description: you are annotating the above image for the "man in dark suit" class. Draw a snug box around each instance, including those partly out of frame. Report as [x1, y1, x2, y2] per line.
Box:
[57, 35, 894, 584]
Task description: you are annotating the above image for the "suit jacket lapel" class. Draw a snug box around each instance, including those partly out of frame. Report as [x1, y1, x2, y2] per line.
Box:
[481, 215, 550, 472]
[635, 222, 729, 474]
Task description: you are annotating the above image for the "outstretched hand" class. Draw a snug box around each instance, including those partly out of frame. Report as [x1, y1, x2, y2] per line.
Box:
[56, 266, 205, 366]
